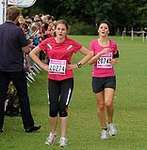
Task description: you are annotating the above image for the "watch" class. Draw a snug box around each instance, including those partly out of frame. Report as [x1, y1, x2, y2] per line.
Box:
[77, 62, 82, 68]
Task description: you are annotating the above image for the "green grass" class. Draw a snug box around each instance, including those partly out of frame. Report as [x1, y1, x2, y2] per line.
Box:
[1, 36, 147, 150]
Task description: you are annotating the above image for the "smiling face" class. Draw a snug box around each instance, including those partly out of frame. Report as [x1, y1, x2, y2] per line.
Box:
[98, 23, 109, 37]
[55, 23, 67, 40]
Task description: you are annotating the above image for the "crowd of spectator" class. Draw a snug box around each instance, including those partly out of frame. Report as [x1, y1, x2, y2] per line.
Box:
[18, 14, 56, 86]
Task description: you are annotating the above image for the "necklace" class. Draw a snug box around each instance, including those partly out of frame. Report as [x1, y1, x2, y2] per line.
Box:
[98, 38, 109, 46]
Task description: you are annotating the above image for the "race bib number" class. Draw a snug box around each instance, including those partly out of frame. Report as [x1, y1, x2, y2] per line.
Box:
[97, 53, 112, 68]
[48, 59, 67, 75]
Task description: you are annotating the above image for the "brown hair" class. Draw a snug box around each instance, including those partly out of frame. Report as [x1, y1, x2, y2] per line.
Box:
[96, 20, 112, 32]
[6, 6, 21, 21]
[55, 19, 69, 31]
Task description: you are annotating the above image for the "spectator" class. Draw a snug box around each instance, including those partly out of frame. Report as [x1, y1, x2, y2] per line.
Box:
[0, 6, 41, 133]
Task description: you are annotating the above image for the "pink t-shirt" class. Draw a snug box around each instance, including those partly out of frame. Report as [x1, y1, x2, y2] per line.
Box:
[89, 39, 118, 77]
[39, 36, 82, 80]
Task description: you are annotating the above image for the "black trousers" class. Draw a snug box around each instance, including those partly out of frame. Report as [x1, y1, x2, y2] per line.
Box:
[0, 71, 34, 130]
[48, 78, 74, 117]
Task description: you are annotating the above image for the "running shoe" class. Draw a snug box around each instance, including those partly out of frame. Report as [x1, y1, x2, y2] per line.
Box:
[45, 132, 56, 145]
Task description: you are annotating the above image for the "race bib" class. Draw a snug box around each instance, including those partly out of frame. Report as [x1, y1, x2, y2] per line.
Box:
[48, 59, 67, 75]
[97, 52, 112, 68]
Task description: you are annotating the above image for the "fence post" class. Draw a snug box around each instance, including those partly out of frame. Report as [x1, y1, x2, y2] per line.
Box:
[131, 27, 134, 40]
[122, 27, 126, 40]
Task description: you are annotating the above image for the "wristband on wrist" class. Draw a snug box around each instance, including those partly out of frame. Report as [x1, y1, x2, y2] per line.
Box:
[77, 62, 82, 68]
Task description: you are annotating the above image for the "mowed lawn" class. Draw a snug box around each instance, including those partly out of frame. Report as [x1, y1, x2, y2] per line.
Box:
[0, 36, 147, 150]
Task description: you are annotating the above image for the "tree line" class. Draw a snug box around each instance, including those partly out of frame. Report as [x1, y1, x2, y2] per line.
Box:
[23, 0, 147, 35]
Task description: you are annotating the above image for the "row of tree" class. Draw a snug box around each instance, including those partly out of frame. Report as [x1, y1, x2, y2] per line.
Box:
[23, 0, 147, 34]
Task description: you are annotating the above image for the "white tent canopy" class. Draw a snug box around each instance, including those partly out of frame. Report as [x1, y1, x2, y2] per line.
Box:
[0, 0, 36, 24]
[8, 0, 36, 8]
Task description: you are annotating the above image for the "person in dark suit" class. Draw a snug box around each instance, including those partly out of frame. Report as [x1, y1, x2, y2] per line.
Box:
[0, 6, 41, 133]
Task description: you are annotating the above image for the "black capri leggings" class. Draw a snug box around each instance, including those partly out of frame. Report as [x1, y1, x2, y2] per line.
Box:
[48, 78, 74, 117]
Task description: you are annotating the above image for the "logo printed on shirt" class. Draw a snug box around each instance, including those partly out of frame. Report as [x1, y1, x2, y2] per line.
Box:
[66, 45, 73, 50]
[47, 44, 52, 50]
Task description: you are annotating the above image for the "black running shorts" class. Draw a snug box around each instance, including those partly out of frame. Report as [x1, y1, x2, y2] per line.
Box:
[92, 76, 116, 93]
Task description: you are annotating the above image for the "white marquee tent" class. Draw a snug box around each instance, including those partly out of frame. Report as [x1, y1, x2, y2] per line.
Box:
[0, 0, 36, 24]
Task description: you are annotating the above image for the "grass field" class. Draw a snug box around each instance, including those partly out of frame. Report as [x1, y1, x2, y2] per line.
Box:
[1, 36, 147, 150]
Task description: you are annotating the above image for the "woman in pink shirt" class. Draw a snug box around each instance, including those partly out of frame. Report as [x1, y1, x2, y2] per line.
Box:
[29, 19, 93, 147]
[88, 21, 119, 140]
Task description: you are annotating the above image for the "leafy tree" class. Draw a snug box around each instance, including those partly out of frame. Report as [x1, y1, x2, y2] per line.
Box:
[23, 0, 147, 34]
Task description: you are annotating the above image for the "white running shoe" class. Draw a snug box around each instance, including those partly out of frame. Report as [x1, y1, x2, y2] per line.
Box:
[45, 132, 56, 145]
[100, 129, 109, 140]
[59, 137, 68, 147]
[107, 123, 117, 136]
